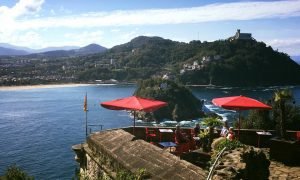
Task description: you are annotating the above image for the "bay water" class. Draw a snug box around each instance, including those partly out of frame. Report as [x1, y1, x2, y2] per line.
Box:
[0, 84, 299, 179]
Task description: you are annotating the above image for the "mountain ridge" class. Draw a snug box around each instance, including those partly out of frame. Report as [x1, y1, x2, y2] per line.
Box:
[0, 43, 107, 57]
[1, 35, 300, 86]
[78, 36, 300, 86]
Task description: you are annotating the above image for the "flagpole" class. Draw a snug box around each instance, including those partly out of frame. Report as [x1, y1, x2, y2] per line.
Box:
[85, 108, 88, 138]
[83, 92, 88, 138]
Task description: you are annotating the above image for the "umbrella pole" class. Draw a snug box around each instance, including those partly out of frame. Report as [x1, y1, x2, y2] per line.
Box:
[85, 111, 88, 138]
[238, 110, 241, 139]
[133, 111, 136, 135]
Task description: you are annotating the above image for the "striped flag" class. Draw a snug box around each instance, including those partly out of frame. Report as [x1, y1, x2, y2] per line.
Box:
[83, 93, 88, 112]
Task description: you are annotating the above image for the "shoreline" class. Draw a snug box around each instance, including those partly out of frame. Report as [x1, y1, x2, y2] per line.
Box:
[0, 83, 92, 91]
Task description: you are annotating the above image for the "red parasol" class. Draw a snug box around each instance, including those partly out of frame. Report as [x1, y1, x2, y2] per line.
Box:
[212, 95, 272, 138]
[101, 96, 167, 135]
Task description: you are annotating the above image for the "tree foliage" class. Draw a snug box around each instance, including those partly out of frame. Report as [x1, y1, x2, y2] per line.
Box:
[99, 37, 300, 86]
[272, 89, 295, 139]
[2, 36, 300, 86]
[134, 78, 204, 121]
[241, 109, 274, 130]
[240, 89, 300, 137]
[2, 164, 34, 180]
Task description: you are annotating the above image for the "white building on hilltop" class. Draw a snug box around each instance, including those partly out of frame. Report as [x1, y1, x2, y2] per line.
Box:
[228, 29, 254, 41]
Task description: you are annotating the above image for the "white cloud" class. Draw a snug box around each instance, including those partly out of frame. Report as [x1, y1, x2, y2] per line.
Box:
[2, 0, 300, 32]
[265, 39, 300, 56]
[0, 0, 44, 34]
[120, 30, 139, 41]
[0, 0, 44, 19]
[63, 30, 104, 46]
[58, 6, 72, 14]
[1, 0, 300, 55]
[111, 29, 120, 33]
[0, 30, 42, 48]
[50, 9, 56, 15]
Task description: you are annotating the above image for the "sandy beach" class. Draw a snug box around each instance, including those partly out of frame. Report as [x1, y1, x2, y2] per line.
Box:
[0, 83, 92, 91]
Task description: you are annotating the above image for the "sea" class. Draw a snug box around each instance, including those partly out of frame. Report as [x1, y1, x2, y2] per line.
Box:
[0, 84, 299, 179]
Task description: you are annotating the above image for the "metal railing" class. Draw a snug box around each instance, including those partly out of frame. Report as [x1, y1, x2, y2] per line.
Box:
[207, 147, 227, 180]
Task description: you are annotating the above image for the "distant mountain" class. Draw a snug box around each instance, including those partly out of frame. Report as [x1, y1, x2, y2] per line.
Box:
[0, 47, 29, 56]
[0, 43, 34, 53]
[79, 36, 300, 86]
[25, 43, 107, 58]
[292, 56, 300, 64]
[26, 50, 78, 58]
[76, 43, 107, 55]
[0, 43, 107, 57]
[34, 46, 80, 53]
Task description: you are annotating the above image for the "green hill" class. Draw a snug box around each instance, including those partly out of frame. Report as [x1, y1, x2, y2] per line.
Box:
[78, 36, 300, 86]
[134, 78, 204, 121]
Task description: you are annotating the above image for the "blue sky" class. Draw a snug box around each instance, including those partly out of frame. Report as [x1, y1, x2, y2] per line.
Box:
[0, 0, 300, 56]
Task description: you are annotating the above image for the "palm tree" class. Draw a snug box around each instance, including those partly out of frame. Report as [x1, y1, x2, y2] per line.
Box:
[202, 117, 223, 151]
[273, 89, 293, 139]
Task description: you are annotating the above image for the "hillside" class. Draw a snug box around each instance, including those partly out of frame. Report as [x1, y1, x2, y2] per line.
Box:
[25, 43, 107, 58]
[79, 36, 300, 86]
[134, 78, 204, 121]
[0, 47, 28, 56]
[2, 36, 300, 86]
[75, 43, 107, 55]
[0, 43, 107, 57]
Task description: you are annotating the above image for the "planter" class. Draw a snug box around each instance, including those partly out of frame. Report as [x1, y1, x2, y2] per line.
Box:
[269, 137, 300, 165]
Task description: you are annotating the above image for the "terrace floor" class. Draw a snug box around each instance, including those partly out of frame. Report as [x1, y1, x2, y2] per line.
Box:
[269, 160, 300, 179]
[261, 148, 300, 179]
[121, 127, 300, 179]
[160, 146, 300, 179]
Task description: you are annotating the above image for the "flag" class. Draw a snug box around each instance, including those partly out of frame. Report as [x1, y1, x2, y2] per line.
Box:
[83, 93, 88, 112]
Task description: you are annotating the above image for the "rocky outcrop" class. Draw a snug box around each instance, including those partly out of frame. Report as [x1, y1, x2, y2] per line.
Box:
[212, 147, 270, 179]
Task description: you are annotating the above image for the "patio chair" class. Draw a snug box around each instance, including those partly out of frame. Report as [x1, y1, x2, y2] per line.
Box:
[174, 142, 190, 156]
[296, 131, 300, 141]
[190, 128, 195, 137]
[145, 127, 157, 143]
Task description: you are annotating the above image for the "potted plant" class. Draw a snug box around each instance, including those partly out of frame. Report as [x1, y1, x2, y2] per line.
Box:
[270, 89, 300, 165]
[201, 117, 223, 151]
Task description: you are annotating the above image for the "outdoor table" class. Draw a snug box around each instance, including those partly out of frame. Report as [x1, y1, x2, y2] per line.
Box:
[158, 129, 173, 142]
[158, 142, 177, 152]
[193, 137, 200, 141]
[256, 131, 272, 147]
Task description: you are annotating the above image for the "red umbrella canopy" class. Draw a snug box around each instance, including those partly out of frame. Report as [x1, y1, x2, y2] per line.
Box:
[212, 95, 272, 110]
[100, 96, 168, 112]
[212, 95, 271, 139]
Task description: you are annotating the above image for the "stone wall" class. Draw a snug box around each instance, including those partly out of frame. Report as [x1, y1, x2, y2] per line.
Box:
[73, 129, 207, 179]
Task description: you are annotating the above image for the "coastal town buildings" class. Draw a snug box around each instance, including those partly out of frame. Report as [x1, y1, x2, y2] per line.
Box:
[180, 55, 222, 74]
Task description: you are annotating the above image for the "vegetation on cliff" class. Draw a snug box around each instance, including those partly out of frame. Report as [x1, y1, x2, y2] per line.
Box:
[134, 78, 204, 121]
[2, 35, 300, 86]
[240, 89, 300, 132]
[79, 36, 300, 86]
[1, 165, 34, 180]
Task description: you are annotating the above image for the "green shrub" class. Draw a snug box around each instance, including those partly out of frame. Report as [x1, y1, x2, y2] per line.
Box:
[211, 137, 226, 151]
[3, 165, 34, 180]
[216, 139, 244, 152]
[211, 140, 244, 165]
[241, 147, 270, 179]
[116, 168, 148, 180]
